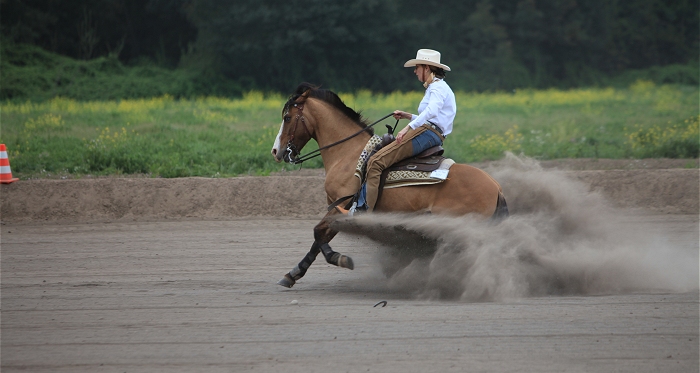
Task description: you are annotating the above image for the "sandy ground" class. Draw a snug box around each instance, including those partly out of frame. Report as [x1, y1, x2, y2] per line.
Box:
[1, 158, 699, 372]
[1, 160, 698, 223]
[1, 216, 698, 373]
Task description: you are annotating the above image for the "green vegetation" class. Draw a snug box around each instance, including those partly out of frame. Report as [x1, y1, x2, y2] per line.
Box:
[0, 93, 305, 178]
[1, 82, 697, 179]
[3, 43, 697, 103]
[2, 1, 695, 180]
[0, 44, 240, 101]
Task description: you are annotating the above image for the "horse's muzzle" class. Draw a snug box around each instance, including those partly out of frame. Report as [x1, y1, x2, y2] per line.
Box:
[272, 146, 294, 163]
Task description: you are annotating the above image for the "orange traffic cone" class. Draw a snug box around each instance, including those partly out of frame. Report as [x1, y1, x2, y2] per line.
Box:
[0, 144, 19, 184]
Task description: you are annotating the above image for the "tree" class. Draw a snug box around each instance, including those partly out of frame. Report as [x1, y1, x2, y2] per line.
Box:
[185, 0, 409, 92]
[1, 0, 197, 66]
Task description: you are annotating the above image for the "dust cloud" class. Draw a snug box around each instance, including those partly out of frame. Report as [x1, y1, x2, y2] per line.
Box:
[333, 153, 699, 301]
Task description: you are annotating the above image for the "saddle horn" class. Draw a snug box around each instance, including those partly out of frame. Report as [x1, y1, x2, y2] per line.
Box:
[380, 119, 400, 147]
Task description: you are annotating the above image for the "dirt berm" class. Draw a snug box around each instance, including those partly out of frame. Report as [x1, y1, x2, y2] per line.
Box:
[1, 159, 698, 224]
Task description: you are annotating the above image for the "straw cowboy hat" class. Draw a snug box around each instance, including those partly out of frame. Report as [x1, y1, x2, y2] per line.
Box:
[403, 49, 451, 71]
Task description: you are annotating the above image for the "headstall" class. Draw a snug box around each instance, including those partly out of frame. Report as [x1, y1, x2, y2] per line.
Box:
[283, 100, 396, 165]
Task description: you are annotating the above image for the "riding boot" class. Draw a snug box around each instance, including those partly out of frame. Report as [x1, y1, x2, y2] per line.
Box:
[335, 206, 351, 216]
[335, 202, 363, 216]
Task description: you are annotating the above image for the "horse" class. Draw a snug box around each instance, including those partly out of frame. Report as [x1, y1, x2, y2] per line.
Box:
[271, 83, 508, 288]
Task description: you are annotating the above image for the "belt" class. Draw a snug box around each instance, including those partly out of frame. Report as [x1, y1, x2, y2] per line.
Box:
[425, 121, 445, 137]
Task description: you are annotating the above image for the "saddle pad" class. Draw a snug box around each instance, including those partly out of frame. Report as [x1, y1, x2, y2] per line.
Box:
[384, 158, 455, 189]
[354, 135, 383, 180]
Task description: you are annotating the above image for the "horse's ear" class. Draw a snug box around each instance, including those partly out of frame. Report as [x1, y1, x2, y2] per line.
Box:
[292, 89, 311, 105]
[290, 83, 317, 104]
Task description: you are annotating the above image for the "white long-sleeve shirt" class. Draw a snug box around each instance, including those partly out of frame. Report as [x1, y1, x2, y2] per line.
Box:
[407, 79, 456, 136]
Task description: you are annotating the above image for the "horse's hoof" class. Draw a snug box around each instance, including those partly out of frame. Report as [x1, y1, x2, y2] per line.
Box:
[339, 255, 354, 270]
[277, 274, 295, 288]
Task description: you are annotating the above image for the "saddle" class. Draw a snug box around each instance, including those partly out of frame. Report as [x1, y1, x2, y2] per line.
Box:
[332, 135, 453, 213]
[386, 146, 445, 172]
[377, 146, 448, 201]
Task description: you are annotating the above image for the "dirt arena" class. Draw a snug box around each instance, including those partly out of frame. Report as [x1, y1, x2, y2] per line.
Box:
[1, 157, 698, 372]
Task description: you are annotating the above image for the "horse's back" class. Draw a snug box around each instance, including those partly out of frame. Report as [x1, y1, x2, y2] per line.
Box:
[377, 163, 501, 217]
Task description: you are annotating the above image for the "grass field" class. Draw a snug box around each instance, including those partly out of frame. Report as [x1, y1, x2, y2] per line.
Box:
[1, 81, 697, 179]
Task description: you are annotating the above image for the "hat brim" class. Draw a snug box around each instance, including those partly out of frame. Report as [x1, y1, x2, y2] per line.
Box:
[404, 59, 451, 72]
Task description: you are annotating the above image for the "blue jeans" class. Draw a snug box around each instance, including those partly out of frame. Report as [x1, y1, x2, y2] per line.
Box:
[410, 127, 443, 156]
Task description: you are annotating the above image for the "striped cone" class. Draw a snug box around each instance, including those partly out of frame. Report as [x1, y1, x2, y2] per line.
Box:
[0, 144, 19, 184]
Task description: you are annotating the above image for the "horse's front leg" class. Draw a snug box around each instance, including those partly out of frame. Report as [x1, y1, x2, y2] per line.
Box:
[277, 210, 354, 288]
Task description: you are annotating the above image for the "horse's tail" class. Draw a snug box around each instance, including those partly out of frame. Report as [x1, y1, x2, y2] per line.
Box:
[491, 191, 509, 222]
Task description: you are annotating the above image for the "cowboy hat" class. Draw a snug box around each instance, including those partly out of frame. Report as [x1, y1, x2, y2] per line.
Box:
[403, 49, 451, 71]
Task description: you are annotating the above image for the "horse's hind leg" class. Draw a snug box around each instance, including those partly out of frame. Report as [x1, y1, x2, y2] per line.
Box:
[491, 191, 509, 222]
[277, 212, 354, 288]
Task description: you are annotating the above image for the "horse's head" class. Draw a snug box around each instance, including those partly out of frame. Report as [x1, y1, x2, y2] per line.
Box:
[271, 85, 315, 163]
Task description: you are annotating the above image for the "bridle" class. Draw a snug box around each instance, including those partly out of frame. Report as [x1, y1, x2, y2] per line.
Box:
[283, 102, 313, 164]
[283, 100, 396, 165]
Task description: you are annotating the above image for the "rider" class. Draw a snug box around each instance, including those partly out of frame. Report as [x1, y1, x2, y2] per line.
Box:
[338, 49, 456, 214]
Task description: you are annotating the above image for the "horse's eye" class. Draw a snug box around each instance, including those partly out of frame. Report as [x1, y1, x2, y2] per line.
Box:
[284, 116, 291, 123]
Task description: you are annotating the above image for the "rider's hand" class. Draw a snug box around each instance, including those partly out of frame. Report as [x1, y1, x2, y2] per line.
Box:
[396, 126, 410, 144]
[393, 110, 410, 120]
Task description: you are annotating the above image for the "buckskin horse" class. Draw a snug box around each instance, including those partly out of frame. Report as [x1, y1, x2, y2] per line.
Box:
[271, 83, 508, 288]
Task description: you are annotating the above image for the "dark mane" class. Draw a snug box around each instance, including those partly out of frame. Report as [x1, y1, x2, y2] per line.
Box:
[284, 83, 373, 134]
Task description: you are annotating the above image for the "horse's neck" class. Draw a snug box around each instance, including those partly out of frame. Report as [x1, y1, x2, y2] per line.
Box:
[309, 102, 370, 197]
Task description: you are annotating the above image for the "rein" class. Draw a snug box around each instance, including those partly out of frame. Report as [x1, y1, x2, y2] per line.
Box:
[286, 111, 397, 165]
